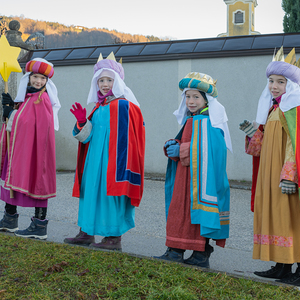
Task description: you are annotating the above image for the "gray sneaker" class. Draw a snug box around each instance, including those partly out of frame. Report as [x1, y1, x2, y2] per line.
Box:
[0, 211, 19, 232]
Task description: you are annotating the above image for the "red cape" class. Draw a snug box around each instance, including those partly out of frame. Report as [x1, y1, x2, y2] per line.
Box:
[73, 99, 145, 207]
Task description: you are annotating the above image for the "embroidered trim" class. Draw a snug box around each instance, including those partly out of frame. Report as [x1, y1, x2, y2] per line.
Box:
[219, 211, 230, 221]
[220, 220, 230, 225]
[201, 119, 218, 203]
[0, 178, 9, 191]
[254, 234, 293, 247]
[280, 161, 298, 183]
[167, 236, 206, 245]
[5, 182, 55, 199]
[245, 130, 263, 157]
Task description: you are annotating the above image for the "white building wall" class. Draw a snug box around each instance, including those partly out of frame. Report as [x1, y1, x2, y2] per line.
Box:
[16, 54, 276, 181]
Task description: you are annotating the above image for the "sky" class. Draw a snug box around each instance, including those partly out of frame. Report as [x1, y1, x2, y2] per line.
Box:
[1, 0, 285, 40]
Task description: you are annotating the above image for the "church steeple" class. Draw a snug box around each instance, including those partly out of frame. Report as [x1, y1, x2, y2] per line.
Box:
[218, 0, 260, 37]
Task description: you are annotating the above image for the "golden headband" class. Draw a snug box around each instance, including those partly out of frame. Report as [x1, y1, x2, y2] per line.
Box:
[184, 72, 217, 87]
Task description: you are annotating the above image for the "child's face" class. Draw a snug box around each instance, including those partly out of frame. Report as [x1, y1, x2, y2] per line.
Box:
[268, 74, 287, 99]
[185, 90, 206, 113]
[29, 73, 47, 89]
[97, 76, 114, 95]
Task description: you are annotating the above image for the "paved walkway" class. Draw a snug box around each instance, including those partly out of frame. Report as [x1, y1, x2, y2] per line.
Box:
[0, 172, 295, 285]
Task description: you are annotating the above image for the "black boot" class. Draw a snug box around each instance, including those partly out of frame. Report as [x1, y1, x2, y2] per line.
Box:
[15, 217, 48, 240]
[184, 243, 214, 268]
[276, 263, 300, 286]
[254, 263, 292, 279]
[0, 211, 19, 232]
[153, 248, 185, 263]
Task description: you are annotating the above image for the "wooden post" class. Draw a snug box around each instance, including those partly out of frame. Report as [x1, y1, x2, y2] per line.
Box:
[3, 62, 14, 198]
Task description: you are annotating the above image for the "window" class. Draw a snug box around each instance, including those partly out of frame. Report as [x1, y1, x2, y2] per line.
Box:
[234, 11, 244, 24]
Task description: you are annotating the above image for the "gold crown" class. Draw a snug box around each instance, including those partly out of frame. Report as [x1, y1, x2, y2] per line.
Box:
[185, 72, 217, 87]
[273, 46, 300, 68]
[97, 51, 122, 64]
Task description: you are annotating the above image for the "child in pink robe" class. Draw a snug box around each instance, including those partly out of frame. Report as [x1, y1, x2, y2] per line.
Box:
[0, 58, 61, 240]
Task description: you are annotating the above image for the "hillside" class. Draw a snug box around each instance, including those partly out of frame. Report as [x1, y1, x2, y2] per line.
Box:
[0, 15, 164, 48]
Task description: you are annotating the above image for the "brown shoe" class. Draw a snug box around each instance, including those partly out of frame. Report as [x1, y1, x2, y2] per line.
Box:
[90, 236, 122, 251]
[64, 229, 95, 245]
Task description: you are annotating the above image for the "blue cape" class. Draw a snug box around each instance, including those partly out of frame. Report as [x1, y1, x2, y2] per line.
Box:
[165, 115, 230, 240]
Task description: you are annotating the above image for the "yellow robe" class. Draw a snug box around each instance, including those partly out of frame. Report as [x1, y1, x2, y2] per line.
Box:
[252, 108, 300, 264]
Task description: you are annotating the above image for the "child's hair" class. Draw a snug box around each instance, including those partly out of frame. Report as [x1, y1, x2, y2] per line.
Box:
[200, 91, 208, 103]
[34, 87, 47, 104]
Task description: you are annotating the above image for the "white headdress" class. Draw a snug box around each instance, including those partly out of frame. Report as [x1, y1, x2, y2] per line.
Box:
[15, 58, 61, 131]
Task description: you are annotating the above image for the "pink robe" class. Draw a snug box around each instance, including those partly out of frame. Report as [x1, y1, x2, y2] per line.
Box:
[0, 91, 56, 207]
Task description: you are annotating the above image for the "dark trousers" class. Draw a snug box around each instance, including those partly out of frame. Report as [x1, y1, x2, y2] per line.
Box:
[5, 203, 47, 220]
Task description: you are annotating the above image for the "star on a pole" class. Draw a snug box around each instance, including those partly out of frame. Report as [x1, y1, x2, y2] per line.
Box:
[0, 35, 22, 82]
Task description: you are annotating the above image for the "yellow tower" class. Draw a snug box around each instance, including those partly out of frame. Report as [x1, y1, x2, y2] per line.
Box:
[218, 0, 260, 37]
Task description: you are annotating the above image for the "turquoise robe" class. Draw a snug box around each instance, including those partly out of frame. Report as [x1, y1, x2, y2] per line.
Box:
[74, 103, 135, 237]
[165, 115, 230, 240]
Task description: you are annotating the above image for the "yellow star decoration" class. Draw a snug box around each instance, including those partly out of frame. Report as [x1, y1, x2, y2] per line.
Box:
[0, 35, 22, 82]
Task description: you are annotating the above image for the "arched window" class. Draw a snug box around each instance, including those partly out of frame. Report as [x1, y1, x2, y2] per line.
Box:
[234, 11, 244, 24]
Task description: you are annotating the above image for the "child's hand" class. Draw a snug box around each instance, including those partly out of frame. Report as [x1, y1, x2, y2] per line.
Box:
[2, 93, 14, 107]
[281, 180, 297, 194]
[239, 120, 256, 138]
[70, 102, 86, 123]
[164, 140, 177, 148]
[2, 105, 14, 119]
[166, 144, 180, 157]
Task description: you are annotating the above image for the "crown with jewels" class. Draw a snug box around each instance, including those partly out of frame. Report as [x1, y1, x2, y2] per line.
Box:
[184, 72, 217, 87]
[273, 46, 300, 68]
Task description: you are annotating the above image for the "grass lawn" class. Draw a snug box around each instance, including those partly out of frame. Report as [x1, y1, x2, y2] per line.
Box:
[0, 233, 299, 299]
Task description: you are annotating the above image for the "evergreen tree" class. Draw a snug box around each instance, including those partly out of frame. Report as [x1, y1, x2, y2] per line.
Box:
[282, 0, 300, 32]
